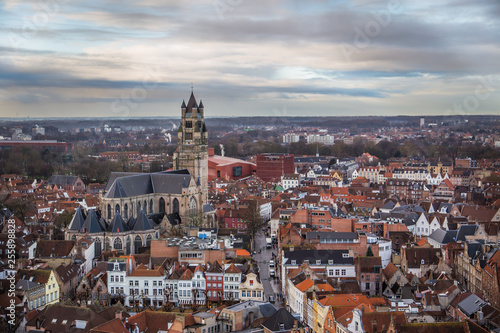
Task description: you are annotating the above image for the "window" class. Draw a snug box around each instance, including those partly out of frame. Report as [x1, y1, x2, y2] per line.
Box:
[111, 276, 114, 282]
[365, 282, 370, 289]
[185, 121, 192, 128]
[130, 281, 133, 287]
[341, 269, 346, 276]
[185, 132, 193, 141]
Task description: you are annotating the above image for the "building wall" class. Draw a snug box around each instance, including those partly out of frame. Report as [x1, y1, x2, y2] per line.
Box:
[256, 154, 295, 182]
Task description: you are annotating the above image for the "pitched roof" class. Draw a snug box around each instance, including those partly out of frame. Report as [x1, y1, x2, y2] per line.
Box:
[262, 308, 303, 331]
[295, 278, 314, 292]
[225, 263, 241, 274]
[68, 206, 86, 231]
[48, 175, 79, 186]
[103, 170, 192, 199]
[82, 209, 105, 233]
[132, 210, 154, 231]
[36, 240, 75, 258]
[107, 212, 130, 233]
[382, 262, 398, 280]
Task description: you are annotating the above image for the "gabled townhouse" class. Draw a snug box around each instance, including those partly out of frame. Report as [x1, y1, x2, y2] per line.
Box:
[15, 278, 45, 310]
[428, 213, 449, 234]
[192, 264, 206, 305]
[432, 179, 455, 201]
[239, 270, 264, 301]
[54, 263, 79, 301]
[206, 260, 224, 303]
[355, 256, 382, 296]
[381, 263, 408, 297]
[414, 213, 430, 237]
[401, 246, 443, 278]
[18, 268, 60, 306]
[178, 268, 194, 305]
[224, 263, 241, 301]
[107, 258, 127, 303]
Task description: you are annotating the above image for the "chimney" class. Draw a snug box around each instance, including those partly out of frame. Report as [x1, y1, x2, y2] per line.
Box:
[371, 320, 377, 333]
[115, 311, 123, 320]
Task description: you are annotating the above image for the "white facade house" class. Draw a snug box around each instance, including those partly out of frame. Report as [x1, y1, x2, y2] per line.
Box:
[415, 213, 430, 237]
[224, 264, 241, 301]
[107, 259, 127, 301]
[192, 265, 206, 304]
[426, 173, 449, 185]
[281, 174, 300, 190]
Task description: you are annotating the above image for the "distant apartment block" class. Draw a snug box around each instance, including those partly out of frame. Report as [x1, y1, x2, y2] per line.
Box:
[283, 133, 300, 143]
[306, 134, 335, 145]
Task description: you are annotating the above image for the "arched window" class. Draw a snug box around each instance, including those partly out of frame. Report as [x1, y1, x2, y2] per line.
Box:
[189, 197, 197, 216]
[149, 199, 153, 214]
[146, 234, 152, 247]
[137, 202, 141, 215]
[143, 200, 147, 213]
[94, 237, 102, 257]
[115, 204, 120, 216]
[124, 204, 128, 219]
[130, 203, 134, 218]
[105, 237, 110, 251]
[134, 235, 142, 253]
[107, 204, 111, 219]
[173, 198, 179, 215]
[159, 197, 165, 213]
[126, 237, 131, 255]
[114, 238, 122, 250]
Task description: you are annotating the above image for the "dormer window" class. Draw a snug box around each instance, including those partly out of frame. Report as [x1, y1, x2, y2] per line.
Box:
[316, 260, 321, 265]
[114, 263, 119, 271]
[328, 260, 334, 265]
[291, 260, 296, 265]
[343, 253, 349, 258]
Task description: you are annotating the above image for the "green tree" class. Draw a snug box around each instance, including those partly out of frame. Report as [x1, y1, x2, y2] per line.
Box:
[366, 245, 374, 257]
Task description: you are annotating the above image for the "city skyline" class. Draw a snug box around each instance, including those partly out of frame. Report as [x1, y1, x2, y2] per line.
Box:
[1, 0, 499, 118]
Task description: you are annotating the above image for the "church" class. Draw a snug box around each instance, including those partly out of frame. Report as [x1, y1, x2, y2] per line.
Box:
[65, 92, 214, 255]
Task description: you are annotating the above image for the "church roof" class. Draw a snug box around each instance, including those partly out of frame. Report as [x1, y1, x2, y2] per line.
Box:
[181, 100, 186, 109]
[107, 212, 130, 233]
[133, 210, 154, 231]
[186, 91, 198, 111]
[103, 170, 192, 199]
[198, 99, 204, 109]
[81, 209, 105, 233]
[68, 206, 86, 231]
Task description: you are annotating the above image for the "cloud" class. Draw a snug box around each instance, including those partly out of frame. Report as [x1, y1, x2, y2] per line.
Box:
[0, 0, 499, 117]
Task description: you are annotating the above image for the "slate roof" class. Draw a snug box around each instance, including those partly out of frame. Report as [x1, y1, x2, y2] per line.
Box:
[55, 264, 79, 284]
[107, 212, 130, 233]
[103, 170, 192, 199]
[429, 228, 455, 245]
[16, 279, 40, 291]
[132, 210, 154, 231]
[82, 209, 105, 233]
[68, 206, 86, 231]
[458, 293, 487, 317]
[48, 175, 79, 186]
[456, 225, 478, 242]
[262, 308, 302, 331]
[284, 250, 354, 265]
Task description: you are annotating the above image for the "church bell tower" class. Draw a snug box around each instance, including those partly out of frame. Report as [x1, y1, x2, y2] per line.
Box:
[173, 90, 209, 202]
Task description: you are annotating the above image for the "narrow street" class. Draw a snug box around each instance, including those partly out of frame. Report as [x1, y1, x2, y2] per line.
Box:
[253, 228, 282, 307]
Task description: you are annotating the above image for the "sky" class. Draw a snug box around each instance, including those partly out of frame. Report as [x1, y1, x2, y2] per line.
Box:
[1, 0, 499, 118]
